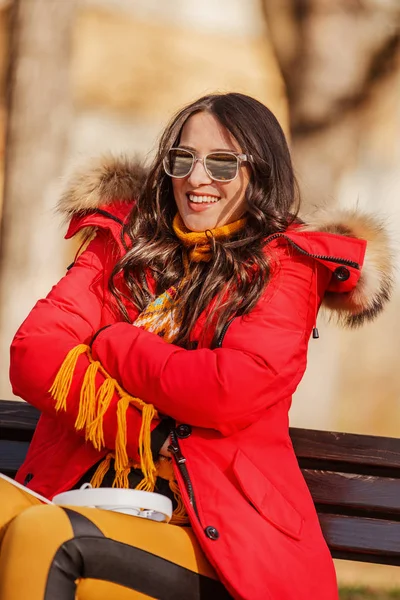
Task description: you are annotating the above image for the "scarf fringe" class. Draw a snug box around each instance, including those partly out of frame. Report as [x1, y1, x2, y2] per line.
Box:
[49, 344, 159, 494]
[89, 455, 189, 524]
[49, 344, 88, 411]
[87, 377, 116, 450]
[49, 260, 199, 523]
[114, 395, 131, 488]
[137, 403, 158, 490]
[90, 453, 113, 488]
[75, 360, 100, 431]
[169, 478, 190, 525]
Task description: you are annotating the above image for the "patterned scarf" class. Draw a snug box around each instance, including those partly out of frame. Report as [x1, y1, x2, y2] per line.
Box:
[49, 214, 246, 524]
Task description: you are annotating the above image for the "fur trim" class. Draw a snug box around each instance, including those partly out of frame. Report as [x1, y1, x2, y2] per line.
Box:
[58, 154, 147, 219]
[302, 209, 394, 328]
[58, 155, 393, 328]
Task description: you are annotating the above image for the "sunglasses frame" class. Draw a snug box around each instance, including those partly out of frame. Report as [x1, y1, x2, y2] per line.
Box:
[163, 147, 252, 182]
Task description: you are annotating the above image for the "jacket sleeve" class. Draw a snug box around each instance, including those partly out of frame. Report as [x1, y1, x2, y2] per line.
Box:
[91, 249, 334, 436]
[10, 231, 161, 462]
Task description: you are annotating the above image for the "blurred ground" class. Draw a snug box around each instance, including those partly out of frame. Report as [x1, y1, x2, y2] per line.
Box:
[336, 560, 400, 591]
[339, 588, 400, 600]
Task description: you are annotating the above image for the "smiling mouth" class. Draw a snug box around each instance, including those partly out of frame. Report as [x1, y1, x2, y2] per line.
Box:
[187, 194, 220, 204]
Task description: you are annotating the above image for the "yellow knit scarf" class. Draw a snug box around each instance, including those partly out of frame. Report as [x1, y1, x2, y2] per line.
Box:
[49, 293, 187, 524]
[49, 214, 246, 525]
[172, 213, 246, 262]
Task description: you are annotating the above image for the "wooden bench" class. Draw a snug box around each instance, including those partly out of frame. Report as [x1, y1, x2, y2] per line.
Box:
[1, 399, 399, 566]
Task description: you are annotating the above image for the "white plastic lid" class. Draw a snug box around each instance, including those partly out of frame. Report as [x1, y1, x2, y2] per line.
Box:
[52, 487, 173, 523]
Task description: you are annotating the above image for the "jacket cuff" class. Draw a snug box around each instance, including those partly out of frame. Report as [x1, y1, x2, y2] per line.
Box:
[91, 324, 173, 457]
[89, 324, 112, 348]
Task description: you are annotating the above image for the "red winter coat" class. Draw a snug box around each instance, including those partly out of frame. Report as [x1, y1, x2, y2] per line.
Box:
[10, 159, 391, 600]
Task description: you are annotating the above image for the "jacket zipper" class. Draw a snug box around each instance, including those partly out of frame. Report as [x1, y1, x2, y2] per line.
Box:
[265, 232, 360, 269]
[168, 429, 200, 520]
[169, 233, 359, 520]
[216, 316, 236, 348]
[216, 233, 360, 349]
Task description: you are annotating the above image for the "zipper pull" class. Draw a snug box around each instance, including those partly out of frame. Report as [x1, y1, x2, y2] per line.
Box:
[312, 269, 320, 340]
[168, 432, 186, 464]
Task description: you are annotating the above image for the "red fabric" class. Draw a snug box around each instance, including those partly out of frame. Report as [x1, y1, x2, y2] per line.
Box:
[10, 203, 367, 600]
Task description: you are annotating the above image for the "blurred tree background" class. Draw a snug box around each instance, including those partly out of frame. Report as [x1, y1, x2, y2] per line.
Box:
[0, 0, 399, 593]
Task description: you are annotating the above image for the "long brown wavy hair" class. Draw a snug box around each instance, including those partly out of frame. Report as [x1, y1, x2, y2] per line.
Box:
[110, 93, 300, 348]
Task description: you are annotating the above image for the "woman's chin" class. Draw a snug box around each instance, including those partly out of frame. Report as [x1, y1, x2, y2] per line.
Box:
[181, 213, 218, 233]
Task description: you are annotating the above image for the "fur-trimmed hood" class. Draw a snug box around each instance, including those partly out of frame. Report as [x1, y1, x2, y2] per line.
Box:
[58, 155, 147, 219]
[300, 210, 393, 328]
[59, 155, 394, 329]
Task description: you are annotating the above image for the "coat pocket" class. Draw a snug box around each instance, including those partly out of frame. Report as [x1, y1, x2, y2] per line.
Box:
[233, 449, 303, 540]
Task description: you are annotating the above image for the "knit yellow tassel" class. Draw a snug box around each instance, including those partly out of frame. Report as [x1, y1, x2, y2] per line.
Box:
[113, 395, 131, 488]
[155, 456, 173, 479]
[49, 344, 159, 492]
[90, 453, 113, 488]
[154, 457, 189, 525]
[49, 344, 89, 411]
[75, 360, 100, 431]
[86, 377, 116, 450]
[134, 403, 158, 492]
[169, 478, 190, 525]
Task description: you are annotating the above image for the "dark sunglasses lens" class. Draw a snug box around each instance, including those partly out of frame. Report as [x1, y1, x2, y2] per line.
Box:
[205, 153, 238, 181]
[165, 149, 193, 177]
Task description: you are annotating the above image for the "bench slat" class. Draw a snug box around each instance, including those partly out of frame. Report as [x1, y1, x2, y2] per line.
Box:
[1, 401, 400, 566]
[320, 513, 400, 565]
[291, 428, 400, 470]
[302, 469, 400, 515]
[0, 400, 40, 431]
[1, 403, 399, 468]
[0, 440, 30, 477]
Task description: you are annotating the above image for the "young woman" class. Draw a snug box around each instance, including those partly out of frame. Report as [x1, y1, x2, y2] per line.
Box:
[0, 93, 392, 600]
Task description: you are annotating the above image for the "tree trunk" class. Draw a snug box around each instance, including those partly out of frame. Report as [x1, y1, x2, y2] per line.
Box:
[262, 0, 400, 209]
[261, 1, 400, 432]
[0, 0, 76, 398]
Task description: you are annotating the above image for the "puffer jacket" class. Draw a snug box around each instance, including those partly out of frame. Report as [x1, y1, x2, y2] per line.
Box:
[10, 156, 393, 600]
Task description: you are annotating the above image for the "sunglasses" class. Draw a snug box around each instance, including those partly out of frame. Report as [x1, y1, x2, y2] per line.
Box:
[163, 147, 252, 182]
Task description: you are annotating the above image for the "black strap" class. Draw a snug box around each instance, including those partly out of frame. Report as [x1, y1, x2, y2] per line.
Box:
[89, 324, 112, 348]
[44, 508, 231, 600]
[62, 507, 104, 538]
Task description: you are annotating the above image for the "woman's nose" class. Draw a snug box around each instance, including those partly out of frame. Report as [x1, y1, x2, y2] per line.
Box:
[187, 159, 213, 187]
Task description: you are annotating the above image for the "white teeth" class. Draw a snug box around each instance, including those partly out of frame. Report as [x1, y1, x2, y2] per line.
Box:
[188, 194, 220, 204]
